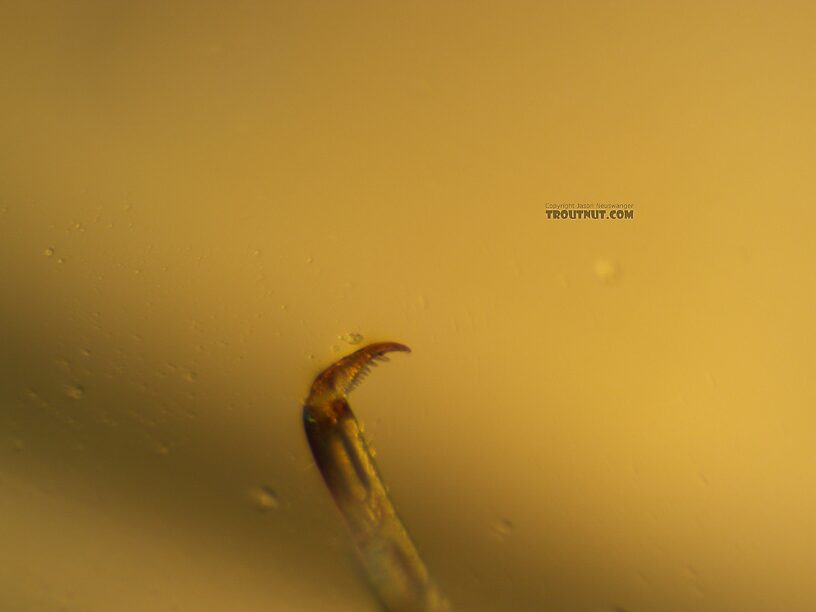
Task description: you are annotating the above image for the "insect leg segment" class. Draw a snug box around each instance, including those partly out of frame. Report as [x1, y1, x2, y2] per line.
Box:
[303, 343, 450, 611]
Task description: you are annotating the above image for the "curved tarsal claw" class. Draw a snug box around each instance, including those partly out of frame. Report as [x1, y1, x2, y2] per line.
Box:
[308, 341, 411, 403]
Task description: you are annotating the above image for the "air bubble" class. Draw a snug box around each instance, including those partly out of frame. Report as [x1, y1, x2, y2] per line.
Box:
[44, 247, 55, 257]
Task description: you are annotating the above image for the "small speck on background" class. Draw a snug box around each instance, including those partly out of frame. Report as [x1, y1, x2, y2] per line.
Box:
[594, 258, 620, 284]
[251, 485, 280, 511]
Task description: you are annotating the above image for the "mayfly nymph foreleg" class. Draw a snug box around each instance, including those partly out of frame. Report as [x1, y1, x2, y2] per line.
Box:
[303, 342, 449, 611]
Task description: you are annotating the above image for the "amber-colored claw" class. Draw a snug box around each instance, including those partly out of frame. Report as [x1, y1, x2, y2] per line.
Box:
[307, 341, 411, 403]
[302, 342, 449, 611]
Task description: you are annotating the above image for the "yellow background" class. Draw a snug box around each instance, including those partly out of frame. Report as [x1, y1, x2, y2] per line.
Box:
[1, 1, 814, 610]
